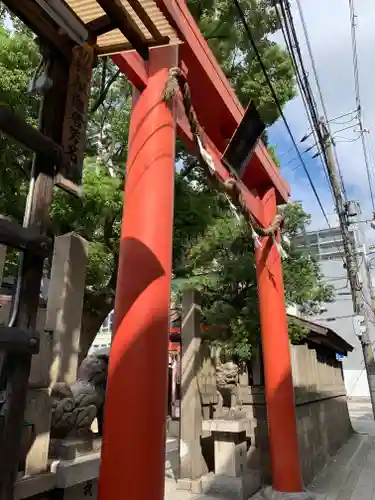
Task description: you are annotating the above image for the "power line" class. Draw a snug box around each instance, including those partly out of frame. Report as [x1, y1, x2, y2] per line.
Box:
[274, 0, 370, 313]
[232, 0, 330, 228]
[329, 114, 359, 127]
[348, 0, 375, 213]
[293, 0, 348, 200]
[274, 0, 334, 199]
[328, 109, 359, 125]
[335, 135, 363, 144]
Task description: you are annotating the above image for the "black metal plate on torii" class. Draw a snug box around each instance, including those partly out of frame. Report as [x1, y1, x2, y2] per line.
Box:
[0, 327, 39, 354]
[222, 101, 265, 177]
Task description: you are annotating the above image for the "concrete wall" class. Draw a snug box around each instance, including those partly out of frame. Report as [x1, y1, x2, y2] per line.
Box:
[198, 340, 353, 487]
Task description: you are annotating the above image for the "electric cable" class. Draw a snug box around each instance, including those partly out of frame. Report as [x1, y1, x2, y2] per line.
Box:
[233, 0, 330, 228]
[234, 0, 367, 325]
[348, 0, 375, 213]
[276, 0, 368, 309]
[276, 0, 336, 198]
[328, 110, 359, 124]
[329, 114, 359, 127]
[334, 136, 362, 144]
[294, 0, 348, 201]
[274, 0, 334, 198]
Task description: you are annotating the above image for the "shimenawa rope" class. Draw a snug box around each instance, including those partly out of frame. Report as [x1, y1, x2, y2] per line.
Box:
[163, 67, 286, 254]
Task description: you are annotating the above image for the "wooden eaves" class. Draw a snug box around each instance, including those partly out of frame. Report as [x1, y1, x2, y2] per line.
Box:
[287, 313, 354, 356]
[2, 0, 178, 60]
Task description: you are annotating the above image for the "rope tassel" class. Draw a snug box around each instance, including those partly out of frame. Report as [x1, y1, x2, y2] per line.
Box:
[272, 234, 288, 259]
[224, 194, 241, 222]
[197, 136, 216, 174]
[250, 223, 262, 248]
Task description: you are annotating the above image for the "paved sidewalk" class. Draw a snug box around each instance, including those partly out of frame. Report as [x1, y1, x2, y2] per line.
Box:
[165, 399, 375, 500]
[308, 399, 375, 500]
[347, 398, 375, 436]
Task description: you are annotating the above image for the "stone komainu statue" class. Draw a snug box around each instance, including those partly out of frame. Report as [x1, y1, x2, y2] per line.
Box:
[215, 360, 240, 413]
[50, 348, 109, 439]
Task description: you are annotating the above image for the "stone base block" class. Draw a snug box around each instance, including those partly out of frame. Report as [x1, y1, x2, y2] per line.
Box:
[49, 437, 101, 460]
[176, 478, 203, 493]
[167, 418, 180, 438]
[56, 479, 98, 500]
[24, 388, 52, 476]
[252, 486, 315, 500]
[201, 471, 262, 500]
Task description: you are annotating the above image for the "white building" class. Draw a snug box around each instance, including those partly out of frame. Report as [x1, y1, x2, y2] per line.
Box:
[297, 208, 375, 398]
[88, 310, 114, 354]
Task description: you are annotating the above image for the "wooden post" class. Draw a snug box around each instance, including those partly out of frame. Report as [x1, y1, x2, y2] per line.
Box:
[0, 57, 69, 498]
[0, 245, 6, 285]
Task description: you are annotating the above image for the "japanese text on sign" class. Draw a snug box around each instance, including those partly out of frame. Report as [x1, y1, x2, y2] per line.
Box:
[60, 43, 94, 192]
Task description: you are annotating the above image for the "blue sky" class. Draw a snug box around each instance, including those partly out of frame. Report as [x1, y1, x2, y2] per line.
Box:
[267, 0, 375, 236]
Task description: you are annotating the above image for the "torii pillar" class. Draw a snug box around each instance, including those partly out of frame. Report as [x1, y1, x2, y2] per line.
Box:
[255, 187, 302, 492]
[101, 0, 304, 495]
[98, 45, 178, 500]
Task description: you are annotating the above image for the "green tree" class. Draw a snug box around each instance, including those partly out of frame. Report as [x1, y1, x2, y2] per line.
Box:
[0, 26, 39, 219]
[188, 0, 296, 123]
[175, 202, 334, 361]
[0, 0, 297, 357]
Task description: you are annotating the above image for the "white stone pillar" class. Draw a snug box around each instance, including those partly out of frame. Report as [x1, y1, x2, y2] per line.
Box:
[46, 233, 88, 385]
[179, 290, 208, 481]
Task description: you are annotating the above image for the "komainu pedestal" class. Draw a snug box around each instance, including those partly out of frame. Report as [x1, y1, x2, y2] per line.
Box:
[253, 486, 315, 500]
[201, 419, 261, 500]
[49, 348, 109, 460]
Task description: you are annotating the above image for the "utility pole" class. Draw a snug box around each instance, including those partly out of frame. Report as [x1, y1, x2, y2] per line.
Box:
[320, 119, 375, 416]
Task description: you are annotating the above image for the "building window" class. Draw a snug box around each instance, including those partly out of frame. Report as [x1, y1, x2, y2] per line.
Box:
[100, 310, 114, 335]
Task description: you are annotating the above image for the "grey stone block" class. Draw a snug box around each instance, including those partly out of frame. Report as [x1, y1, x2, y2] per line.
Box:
[49, 437, 98, 460]
[191, 478, 203, 494]
[51, 452, 100, 488]
[167, 419, 180, 438]
[201, 471, 261, 500]
[252, 486, 315, 500]
[176, 478, 193, 491]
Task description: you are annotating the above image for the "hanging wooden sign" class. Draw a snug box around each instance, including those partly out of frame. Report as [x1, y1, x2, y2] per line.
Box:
[56, 43, 94, 196]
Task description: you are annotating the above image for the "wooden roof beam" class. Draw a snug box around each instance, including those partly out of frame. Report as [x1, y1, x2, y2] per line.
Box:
[2, 0, 73, 59]
[126, 0, 169, 44]
[86, 14, 114, 38]
[95, 0, 150, 60]
[97, 37, 170, 56]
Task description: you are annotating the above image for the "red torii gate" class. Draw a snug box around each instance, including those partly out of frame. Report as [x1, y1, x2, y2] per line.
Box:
[99, 1, 301, 498]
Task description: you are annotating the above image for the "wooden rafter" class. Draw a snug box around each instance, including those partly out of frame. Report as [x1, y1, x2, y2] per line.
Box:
[95, 0, 150, 59]
[96, 38, 169, 56]
[126, 0, 168, 44]
[86, 14, 114, 37]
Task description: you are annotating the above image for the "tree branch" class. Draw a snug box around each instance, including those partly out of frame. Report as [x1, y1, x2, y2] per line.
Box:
[90, 69, 121, 115]
[100, 57, 108, 96]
